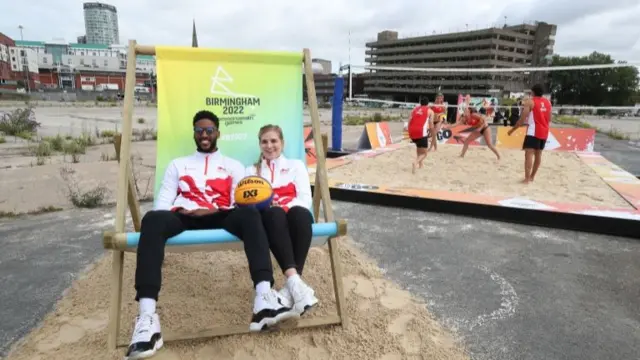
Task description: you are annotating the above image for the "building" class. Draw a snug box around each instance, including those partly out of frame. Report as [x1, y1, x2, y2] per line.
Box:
[301, 58, 349, 103]
[300, 59, 367, 103]
[83, 2, 120, 45]
[312, 58, 332, 75]
[13, 39, 154, 91]
[364, 22, 557, 101]
[0, 33, 16, 89]
[8, 46, 40, 91]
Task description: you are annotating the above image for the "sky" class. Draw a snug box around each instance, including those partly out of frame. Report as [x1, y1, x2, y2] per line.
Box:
[1, 0, 639, 73]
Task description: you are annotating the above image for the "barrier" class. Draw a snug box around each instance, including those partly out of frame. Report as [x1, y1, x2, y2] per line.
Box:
[402, 123, 486, 146]
[357, 122, 393, 150]
[303, 126, 317, 165]
[496, 127, 596, 152]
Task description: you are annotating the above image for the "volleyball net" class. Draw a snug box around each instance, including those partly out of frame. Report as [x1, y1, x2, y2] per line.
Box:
[342, 62, 640, 120]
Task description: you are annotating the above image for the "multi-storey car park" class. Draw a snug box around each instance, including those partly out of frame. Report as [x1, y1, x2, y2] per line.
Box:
[363, 22, 557, 103]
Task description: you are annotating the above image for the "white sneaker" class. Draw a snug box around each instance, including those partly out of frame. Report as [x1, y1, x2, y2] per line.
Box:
[276, 287, 293, 308]
[124, 313, 163, 360]
[249, 289, 300, 332]
[286, 277, 319, 315]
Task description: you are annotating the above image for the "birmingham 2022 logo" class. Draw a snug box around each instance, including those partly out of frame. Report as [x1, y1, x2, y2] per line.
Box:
[205, 66, 261, 128]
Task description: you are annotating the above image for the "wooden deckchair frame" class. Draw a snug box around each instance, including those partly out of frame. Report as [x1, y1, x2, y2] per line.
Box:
[103, 40, 347, 350]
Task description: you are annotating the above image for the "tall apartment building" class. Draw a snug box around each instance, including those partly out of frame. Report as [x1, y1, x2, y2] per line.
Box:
[364, 22, 557, 101]
[83, 2, 120, 45]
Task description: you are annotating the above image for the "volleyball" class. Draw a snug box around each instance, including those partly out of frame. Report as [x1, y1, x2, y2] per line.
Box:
[233, 176, 274, 210]
[437, 113, 447, 122]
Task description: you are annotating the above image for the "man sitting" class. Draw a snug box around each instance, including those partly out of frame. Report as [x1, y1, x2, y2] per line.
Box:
[125, 110, 299, 360]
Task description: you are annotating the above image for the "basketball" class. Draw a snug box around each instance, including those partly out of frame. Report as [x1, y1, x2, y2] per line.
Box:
[233, 176, 274, 210]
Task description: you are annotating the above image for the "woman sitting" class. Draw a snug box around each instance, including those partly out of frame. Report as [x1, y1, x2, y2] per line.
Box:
[245, 124, 319, 316]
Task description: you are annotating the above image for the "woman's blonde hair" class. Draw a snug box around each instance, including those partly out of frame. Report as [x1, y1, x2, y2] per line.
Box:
[254, 124, 284, 177]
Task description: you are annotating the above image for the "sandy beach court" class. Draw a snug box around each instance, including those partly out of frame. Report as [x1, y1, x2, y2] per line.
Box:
[328, 144, 632, 209]
[3, 240, 469, 360]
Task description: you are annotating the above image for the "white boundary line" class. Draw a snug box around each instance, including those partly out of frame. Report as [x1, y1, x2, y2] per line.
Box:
[351, 62, 640, 73]
[346, 98, 640, 111]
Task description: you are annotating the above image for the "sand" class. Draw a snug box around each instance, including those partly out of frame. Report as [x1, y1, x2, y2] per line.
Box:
[4, 240, 468, 360]
[328, 144, 632, 209]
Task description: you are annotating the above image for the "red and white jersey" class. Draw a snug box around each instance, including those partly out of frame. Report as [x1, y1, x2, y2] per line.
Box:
[154, 151, 245, 212]
[245, 154, 312, 212]
[526, 97, 552, 140]
[431, 103, 446, 116]
[408, 105, 432, 140]
[466, 113, 484, 128]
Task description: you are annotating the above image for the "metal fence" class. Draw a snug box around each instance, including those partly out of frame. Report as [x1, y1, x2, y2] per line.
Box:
[0, 89, 155, 102]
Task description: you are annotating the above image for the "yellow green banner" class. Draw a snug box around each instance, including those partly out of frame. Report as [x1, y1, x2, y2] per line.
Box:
[154, 46, 304, 195]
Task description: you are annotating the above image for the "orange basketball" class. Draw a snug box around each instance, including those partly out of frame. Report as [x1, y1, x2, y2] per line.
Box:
[234, 176, 274, 210]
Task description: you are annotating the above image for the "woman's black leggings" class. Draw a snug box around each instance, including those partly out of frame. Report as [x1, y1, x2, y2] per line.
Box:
[260, 206, 314, 275]
[134, 207, 273, 301]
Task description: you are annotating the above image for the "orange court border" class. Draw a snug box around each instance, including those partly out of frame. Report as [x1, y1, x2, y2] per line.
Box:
[307, 141, 640, 224]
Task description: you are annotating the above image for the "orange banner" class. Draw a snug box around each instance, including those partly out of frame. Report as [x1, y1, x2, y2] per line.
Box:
[403, 124, 485, 146]
[496, 126, 596, 152]
[303, 126, 316, 165]
[440, 125, 486, 146]
[358, 122, 393, 150]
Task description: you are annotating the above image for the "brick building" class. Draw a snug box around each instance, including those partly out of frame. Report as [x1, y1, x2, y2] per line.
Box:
[0, 33, 15, 90]
[38, 69, 149, 90]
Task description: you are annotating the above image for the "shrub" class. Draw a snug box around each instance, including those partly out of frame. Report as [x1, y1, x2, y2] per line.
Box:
[63, 140, 87, 163]
[0, 107, 40, 136]
[100, 130, 116, 138]
[42, 134, 65, 151]
[59, 166, 109, 208]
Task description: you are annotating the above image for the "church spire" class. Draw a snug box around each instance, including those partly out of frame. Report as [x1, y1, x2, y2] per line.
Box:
[191, 19, 198, 47]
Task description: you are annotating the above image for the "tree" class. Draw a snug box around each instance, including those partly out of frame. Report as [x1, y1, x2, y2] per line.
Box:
[549, 51, 639, 106]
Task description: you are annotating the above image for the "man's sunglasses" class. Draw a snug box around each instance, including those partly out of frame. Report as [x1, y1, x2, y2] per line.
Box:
[194, 126, 216, 135]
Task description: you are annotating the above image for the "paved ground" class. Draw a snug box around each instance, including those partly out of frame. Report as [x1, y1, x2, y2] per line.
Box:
[593, 133, 640, 176]
[579, 115, 640, 140]
[1, 202, 639, 359]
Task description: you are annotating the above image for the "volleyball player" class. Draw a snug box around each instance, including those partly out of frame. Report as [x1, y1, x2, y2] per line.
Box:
[508, 84, 552, 183]
[429, 93, 447, 151]
[407, 97, 434, 173]
[457, 107, 500, 160]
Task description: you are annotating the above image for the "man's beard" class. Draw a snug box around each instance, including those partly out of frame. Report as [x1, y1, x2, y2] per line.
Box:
[195, 138, 217, 153]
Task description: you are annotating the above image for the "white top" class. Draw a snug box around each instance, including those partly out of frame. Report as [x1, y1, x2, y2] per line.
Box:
[154, 151, 245, 211]
[245, 154, 312, 211]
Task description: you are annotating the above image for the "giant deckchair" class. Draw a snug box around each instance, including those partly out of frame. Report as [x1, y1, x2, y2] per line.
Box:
[102, 40, 347, 350]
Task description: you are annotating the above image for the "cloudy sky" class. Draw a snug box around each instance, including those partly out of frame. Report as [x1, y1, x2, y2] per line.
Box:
[1, 0, 639, 72]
